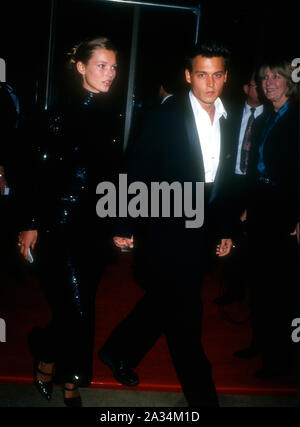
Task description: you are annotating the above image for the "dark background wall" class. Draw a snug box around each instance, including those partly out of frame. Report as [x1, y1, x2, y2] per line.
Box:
[0, 0, 299, 115]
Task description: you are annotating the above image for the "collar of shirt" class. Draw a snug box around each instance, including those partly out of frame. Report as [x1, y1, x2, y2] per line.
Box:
[276, 99, 290, 117]
[189, 90, 227, 123]
[243, 102, 264, 118]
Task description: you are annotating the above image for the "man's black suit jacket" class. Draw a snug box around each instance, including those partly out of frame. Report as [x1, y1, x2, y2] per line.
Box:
[223, 104, 244, 171]
[117, 94, 235, 269]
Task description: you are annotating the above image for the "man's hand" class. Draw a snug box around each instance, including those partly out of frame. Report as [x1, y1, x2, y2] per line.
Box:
[216, 238, 233, 257]
[18, 230, 38, 261]
[113, 235, 134, 249]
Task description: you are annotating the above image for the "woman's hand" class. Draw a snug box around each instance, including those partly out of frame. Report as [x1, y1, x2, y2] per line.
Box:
[216, 238, 233, 257]
[113, 235, 134, 249]
[18, 230, 38, 261]
[0, 166, 7, 195]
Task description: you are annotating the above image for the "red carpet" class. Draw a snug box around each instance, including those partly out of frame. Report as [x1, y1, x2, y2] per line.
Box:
[0, 252, 297, 395]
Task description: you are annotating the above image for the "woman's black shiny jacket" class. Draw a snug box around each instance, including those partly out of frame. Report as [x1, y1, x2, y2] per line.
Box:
[18, 88, 123, 232]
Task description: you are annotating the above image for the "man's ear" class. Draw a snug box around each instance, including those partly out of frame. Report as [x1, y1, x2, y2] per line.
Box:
[242, 83, 249, 96]
[185, 68, 191, 84]
[224, 70, 228, 83]
[76, 61, 86, 76]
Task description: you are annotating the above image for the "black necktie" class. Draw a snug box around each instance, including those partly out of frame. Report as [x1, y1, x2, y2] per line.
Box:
[240, 107, 256, 173]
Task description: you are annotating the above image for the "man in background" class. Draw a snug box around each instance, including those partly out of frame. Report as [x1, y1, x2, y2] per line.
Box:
[214, 69, 265, 308]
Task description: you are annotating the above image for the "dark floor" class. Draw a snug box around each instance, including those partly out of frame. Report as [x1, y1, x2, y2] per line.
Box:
[1, 251, 299, 409]
[0, 383, 299, 407]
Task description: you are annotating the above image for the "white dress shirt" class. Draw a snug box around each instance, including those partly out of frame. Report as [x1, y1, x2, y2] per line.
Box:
[235, 102, 264, 175]
[189, 90, 227, 183]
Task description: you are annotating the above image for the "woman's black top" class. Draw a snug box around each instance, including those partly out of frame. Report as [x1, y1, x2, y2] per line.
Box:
[19, 87, 123, 236]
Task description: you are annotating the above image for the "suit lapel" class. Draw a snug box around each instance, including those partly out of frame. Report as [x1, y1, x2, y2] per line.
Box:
[182, 95, 205, 182]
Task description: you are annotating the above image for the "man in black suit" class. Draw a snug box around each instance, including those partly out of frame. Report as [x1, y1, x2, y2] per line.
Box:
[158, 82, 173, 104]
[214, 70, 265, 307]
[98, 41, 235, 407]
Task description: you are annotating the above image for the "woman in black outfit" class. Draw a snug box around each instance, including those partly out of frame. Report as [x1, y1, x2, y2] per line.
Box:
[17, 37, 121, 406]
[245, 57, 299, 379]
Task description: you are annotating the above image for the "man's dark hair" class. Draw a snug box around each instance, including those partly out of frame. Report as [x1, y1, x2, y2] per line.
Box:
[240, 65, 260, 86]
[185, 40, 231, 72]
[159, 70, 178, 95]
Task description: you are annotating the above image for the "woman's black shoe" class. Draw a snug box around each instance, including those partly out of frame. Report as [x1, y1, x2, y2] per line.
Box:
[33, 362, 53, 401]
[63, 385, 82, 407]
